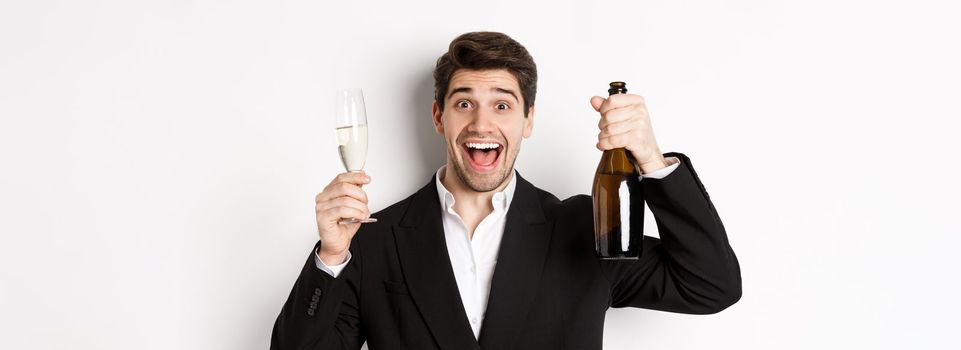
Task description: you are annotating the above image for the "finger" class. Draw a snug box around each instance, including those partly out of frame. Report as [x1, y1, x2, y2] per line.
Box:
[598, 94, 646, 115]
[325, 206, 368, 223]
[596, 138, 611, 151]
[328, 171, 371, 188]
[598, 107, 642, 129]
[334, 182, 370, 203]
[314, 174, 370, 203]
[590, 96, 605, 112]
[323, 206, 369, 223]
[317, 196, 370, 217]
[317, 182, 369, 204]
[598, 120, 636, 139]
[597, 133, 633, 150]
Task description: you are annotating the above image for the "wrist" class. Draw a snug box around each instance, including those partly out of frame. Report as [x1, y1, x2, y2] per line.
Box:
[317, 247, 348, 266]
[637, 153, 668, 174]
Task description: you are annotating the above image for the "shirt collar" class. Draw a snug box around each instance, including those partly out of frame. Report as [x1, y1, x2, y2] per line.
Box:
[435, 165, 517, 213]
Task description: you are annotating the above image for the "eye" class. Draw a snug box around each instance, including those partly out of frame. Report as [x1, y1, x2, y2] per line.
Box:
[495, 102, 510, 110]
[456, 100, 473, 109]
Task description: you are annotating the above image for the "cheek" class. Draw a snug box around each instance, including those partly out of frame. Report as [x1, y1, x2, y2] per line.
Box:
[444, 121, 466, 145]
[507, 120, 528, 141]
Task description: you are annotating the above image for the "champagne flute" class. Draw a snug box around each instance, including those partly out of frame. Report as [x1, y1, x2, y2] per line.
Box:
[335, 88, 377, 224]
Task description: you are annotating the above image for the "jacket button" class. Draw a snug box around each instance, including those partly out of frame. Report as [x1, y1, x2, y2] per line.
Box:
[314, 288, 322, 296]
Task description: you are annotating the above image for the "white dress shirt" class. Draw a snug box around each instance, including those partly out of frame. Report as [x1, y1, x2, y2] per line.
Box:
[315, 156, 682, 339]
[432, 165, 516, 340]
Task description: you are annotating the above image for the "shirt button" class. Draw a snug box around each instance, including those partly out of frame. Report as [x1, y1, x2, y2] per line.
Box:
[469, 266, 476, 273]
[471, 317, 479, 324]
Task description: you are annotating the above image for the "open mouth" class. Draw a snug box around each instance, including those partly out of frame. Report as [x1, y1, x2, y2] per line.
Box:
[461, 141, 503, 173]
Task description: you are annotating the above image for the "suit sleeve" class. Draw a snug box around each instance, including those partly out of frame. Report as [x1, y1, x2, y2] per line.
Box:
[601, 151, 742, 314]
[270, 241, 365, 349]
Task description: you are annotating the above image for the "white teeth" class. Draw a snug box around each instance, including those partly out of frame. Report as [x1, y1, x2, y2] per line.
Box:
[466, 142, 500, 150]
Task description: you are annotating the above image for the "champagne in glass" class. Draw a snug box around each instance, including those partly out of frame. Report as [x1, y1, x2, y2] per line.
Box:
[336, 125, 368, 172]
[335, 89, 377, 224]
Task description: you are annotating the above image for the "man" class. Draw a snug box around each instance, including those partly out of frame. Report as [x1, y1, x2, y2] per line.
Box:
[271, 31, 741, 350]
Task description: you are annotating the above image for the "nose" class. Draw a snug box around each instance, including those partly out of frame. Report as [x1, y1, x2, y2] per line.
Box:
[466, 107, 497, 134]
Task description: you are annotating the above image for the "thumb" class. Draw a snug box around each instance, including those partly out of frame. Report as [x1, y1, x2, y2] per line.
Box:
[590, 96, 605, 112]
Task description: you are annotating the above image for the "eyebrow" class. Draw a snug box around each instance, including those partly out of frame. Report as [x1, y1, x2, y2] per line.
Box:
[447, 87, 520, 102]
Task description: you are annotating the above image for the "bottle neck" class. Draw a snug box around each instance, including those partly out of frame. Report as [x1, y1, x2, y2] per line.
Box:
[597, 83, 636, 175]
[598, 148, 636, 175]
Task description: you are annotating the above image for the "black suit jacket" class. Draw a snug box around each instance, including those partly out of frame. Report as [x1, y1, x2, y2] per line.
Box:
[271, 152, 741, 350]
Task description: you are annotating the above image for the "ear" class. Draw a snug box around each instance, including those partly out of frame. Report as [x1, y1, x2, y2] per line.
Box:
[431, 101, 444, 134]
[522, 106, 535, 138]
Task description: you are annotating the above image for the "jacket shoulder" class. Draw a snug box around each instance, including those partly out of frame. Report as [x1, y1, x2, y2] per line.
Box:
[370, 194, 415, 223]
[347, 188, 423, 249]
[528, 184, 592, 222]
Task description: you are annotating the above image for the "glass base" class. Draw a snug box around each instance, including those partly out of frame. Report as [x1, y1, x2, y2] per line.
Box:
[338, 217, 377, 224]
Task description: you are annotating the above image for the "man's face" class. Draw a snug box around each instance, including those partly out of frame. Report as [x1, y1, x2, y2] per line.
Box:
[432, 69, 534, 192]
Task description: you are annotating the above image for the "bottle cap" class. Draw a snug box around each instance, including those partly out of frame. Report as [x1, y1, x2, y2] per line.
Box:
[608, 81, 627, 95]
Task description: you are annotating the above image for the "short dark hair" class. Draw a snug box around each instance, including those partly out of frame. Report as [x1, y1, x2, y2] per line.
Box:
[433, 31, 537, 117]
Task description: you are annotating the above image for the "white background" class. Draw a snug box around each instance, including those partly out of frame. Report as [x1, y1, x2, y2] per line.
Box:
[2, 0, 960, 349]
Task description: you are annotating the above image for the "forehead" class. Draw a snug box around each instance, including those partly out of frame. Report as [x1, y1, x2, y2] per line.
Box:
[448, 69, 520, 92]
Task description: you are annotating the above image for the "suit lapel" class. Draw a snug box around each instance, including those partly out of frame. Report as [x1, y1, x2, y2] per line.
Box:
[393, 179, 481, 350]
[478, 174, 554, 350]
